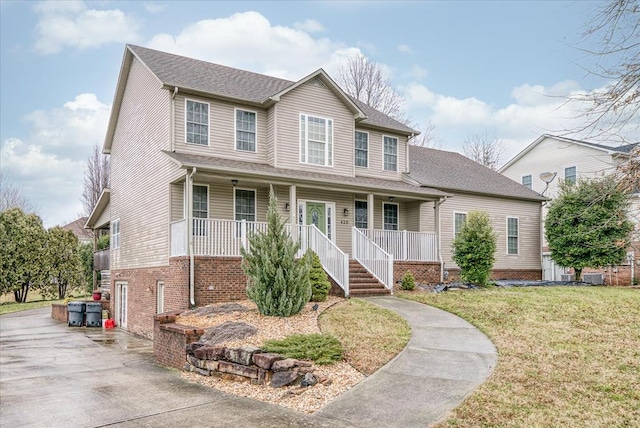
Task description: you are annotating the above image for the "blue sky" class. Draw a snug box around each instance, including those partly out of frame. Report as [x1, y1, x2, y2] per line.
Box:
[0, 0, 633, 227]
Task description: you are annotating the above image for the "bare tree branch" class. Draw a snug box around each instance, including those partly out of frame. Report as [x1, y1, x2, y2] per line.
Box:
[81, 144, 110, 217]
[336, 53, 407, 123]
[409, 121, 444, 148]
[0, 172, 38, 214]
[462, 131, 506, 170]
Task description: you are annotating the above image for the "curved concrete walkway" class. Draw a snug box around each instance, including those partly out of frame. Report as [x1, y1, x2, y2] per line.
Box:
[0, 297, 496, 428]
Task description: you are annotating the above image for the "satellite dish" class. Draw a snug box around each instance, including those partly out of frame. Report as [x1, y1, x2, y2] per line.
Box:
[539, 172, 557, 184]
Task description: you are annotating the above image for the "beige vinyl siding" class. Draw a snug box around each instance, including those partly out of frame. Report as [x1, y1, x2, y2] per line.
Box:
[266, 106, 275, 166]
[170, 183, 184, 222]
[275, 80, 354, 176]
[373, 198, 408, 231]
[405, 201, 421, 231]
[424, 193, 541, 270]
[110, 57, 177, 270]
[354, 127, 406, 180]
[174, 95, 268, 163]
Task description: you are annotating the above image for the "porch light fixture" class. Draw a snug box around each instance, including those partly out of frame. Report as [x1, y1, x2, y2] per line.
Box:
[285, 203, 290, 211]
[389, 196, 394, 202]
[231, 179, 238, 187]
[343, 208, 349, 217]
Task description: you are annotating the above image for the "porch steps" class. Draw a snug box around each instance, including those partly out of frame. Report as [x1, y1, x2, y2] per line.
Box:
[348, 260, 390, 297]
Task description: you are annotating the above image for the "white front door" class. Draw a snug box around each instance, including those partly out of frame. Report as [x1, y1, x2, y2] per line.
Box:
[115, 281, 128, 328]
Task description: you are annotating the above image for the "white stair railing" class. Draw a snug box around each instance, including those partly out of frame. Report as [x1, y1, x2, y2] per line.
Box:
[352, 227, 394, 292]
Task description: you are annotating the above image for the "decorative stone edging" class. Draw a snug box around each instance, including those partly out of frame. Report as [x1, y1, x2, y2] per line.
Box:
[184, 343, 318, 388]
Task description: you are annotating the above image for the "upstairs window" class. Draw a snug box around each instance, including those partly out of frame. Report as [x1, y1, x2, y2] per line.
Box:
[383, 136, 398, 171]
[186, 100, 209, 145]
[355, 201, 368, 229]
[235, 109, 256, 152]
[522, 175, 532, 189]
[300, 114, 333, 166]
[454, 212, 467, 237]
[565, 166, 576, 184]
[507, 217, 519, 255]
[355, 131, 368, 167]
[111, 219, 120, 249]
[383, 203, 398, 230]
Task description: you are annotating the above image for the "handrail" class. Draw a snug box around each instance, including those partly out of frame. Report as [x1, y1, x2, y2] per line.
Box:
[352, 227, 394, 292]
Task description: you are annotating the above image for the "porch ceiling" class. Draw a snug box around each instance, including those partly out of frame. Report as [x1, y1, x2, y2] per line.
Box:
[163, 151, 451, 201]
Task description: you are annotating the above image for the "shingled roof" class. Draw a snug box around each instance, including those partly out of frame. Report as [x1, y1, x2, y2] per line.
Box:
[126, 44, 416, 134]
[407, 146, 546, 201]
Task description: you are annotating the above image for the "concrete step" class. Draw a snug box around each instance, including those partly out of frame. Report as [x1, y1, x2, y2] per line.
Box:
[349, 288, 391, 296]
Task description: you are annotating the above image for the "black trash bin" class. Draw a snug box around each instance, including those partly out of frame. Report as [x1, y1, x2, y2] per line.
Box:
[68, 301, 85, 327]
[85, 302, 102, 327]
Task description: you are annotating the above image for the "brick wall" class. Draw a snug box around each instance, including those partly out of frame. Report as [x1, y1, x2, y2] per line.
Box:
[193, 257, 249, 304]
[394, 261, 441, 284]
[51, 303, 67, 323]
[446, 268, 542, 282]
[154, 312, 203, 369]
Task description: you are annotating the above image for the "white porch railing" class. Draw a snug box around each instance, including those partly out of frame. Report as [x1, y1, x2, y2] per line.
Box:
[363, 229, 437, 262]
[169, 219, 349, 296]
[352, 227, 394, 292]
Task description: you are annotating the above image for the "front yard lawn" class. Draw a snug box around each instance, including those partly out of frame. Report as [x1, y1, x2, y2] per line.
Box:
[400, 286, 640, 427]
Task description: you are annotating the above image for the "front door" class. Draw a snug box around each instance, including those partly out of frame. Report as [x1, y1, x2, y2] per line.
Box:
[306, 202, 326, 234]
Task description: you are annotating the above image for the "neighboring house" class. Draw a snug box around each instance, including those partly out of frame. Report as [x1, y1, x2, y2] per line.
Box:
[86, 45, 544, 339]
[61, 217, 93, 244]
[500, 134, 639, 282]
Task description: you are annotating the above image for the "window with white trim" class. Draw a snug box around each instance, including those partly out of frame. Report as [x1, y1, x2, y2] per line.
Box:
[300, 114, 333, 166]
[235, 109, 256, 152]
[193, 185, 208, 235]
[565, 166, 576, 184]
[383, 203, 398, 230]
[383, 136, 398, 171]
[522, 175, 532, 189]
[111, 219, 120, 249]
[186, 100, 209, 145]
[355, 201, 368, 229]
[507, 217, 519, 255]
[235, 189, 256, 222]
[454, 212, 467, 237]
[355, 131, 368, 167]
[156, 281, 165, 314]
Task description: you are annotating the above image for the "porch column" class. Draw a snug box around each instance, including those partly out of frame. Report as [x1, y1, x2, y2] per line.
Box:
[289, 184, 297, 240]
[367, 193, 374, 234]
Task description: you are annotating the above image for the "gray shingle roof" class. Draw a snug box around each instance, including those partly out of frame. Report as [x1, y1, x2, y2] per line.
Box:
[163, 151, 450, 199]
[408, 146, 546, 201]
[127, 44, 415, 134]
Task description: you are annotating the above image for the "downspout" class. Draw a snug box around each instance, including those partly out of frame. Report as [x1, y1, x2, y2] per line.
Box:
[170, 87, 178, 152]
[436, 196, 447, 283]
[188, 167, 197, 307]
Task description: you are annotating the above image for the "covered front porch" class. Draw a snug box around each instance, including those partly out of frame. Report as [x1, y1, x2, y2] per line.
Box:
[169, 170, 447, 297]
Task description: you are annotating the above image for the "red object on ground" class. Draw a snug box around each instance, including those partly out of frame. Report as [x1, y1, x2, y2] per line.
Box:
[104, 319, 115, 329]
[92, 292, 101, 300]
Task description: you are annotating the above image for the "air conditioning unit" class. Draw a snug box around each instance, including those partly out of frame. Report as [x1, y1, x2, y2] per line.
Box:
[560, 274, 574, 281]
[582, 273, 604, 285]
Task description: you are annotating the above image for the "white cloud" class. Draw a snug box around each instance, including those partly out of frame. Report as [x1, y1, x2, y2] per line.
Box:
[397, 44, 412, 53]
[294, 19, 325, 33]
[147, 11, 354, 80]
[33, 0, 141, 54]
[405, 64, 428, 80]
[143, 2, 166, 14]
[1, 94, 110, 227]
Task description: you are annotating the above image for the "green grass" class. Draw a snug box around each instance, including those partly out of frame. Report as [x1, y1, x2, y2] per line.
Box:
[0, 291, 89, 315]
[400, 286, 640, 427]
[262, 333, 343, 365]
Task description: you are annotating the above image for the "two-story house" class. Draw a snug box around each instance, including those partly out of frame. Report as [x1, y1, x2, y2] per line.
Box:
[500, 134, 639, 283]
[86, 45, 545, 338]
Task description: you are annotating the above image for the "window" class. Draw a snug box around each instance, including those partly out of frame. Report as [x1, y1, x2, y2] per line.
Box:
[156, 281, 165, 314]
[186, 100, 209, 145]
[235, 109, 256, 152]
[383, 136, 398, 171]
[300, 114, 333, 166]
[522, 175, 532, 189]
[355, 131, 368, 167]
[355, 201, 368, 229]
[454, 212, 467, 237]
[507, 217, 519, 255]
[235, 189, 256, 222]
[111, 219, 120, 249]
[383, 203, 398, 230]
[193, 185, 208, 235]
[565, 166, 576, 184]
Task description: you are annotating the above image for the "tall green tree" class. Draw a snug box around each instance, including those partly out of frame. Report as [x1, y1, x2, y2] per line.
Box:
[0, 208, 48, 302]
[545, 176, 633, 281]
[78, 242, 94, 294]
[241, 186, 311, 316]
[452, 211, 497, 286]
[46, 227, 84, 299]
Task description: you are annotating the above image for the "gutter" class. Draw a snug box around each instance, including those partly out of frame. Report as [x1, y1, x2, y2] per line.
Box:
[188, 167, 197, 307]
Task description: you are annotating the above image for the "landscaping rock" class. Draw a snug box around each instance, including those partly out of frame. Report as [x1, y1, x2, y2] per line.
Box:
[272, 358, 297, 371]
[183, 302, 249, 316]
[225, 347, 259, 366]
[199, 321, 257, 345]
[253, 352, 284, 370]
[301, 372, 317, 387]
[186, 342, 205, 356]
[183, 362, 211, 377]
[270, 371, 299, 388]
[218, 361, 258, 379]
[194, 346, 227, 360]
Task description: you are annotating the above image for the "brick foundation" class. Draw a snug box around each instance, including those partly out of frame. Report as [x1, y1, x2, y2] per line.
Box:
[446, 269, 542, 282]
[394, 261, 441, 284]
[154, 311, 203, 368]
[51, 303, 67, 323]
